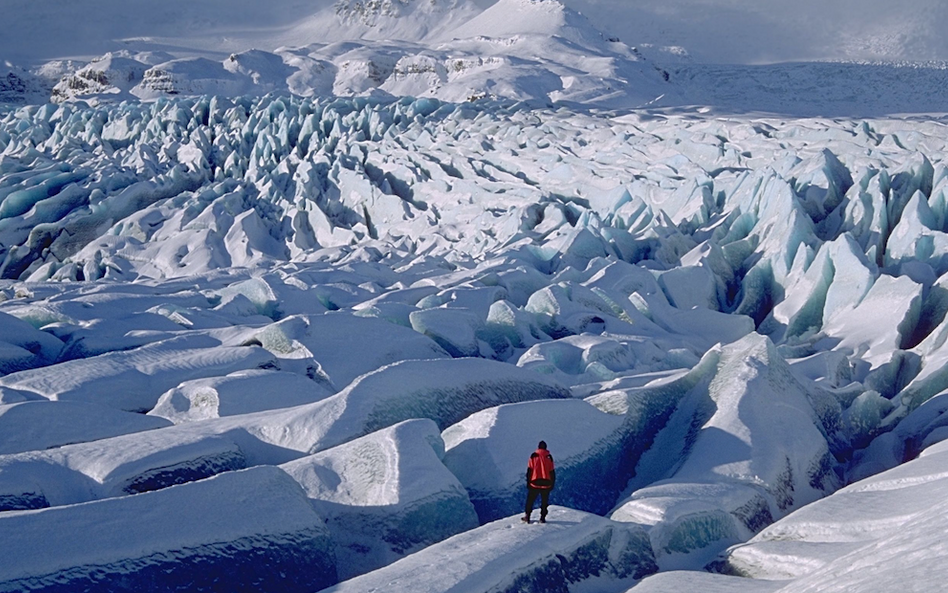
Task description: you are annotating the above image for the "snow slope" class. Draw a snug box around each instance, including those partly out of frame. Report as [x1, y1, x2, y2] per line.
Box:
[0, 400, 170, 455]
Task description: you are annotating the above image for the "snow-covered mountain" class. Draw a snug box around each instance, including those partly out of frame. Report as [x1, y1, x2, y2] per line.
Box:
[3, 0, 948, 591]
[0, 0, 673, 110]
[5, 0, 948, 114]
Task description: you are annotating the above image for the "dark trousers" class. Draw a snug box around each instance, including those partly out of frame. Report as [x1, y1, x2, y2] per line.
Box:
[525, 487, 550, 519]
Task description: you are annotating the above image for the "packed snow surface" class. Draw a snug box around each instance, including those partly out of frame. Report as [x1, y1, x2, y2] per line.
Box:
[320, 506, 657, 593]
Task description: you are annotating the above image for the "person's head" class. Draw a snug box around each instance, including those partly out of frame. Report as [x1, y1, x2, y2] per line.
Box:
[538, 440, 547, 450]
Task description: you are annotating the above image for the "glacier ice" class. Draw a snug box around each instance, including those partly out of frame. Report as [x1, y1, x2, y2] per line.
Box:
[0, 466, 337, 593]
[240, 312, 450, 388]
[0, 400, 170, 455]
[0, 427, 248, 511]
[609, 333, 843, 563]
[282, 419, 478, 579]
[0, 357, 570, 512]
[3, 92, 948, 591]
[0, 336, 277, 412]
[320, 506, 657, 593]
[148, 368, 334, 423]
[714, 438, 948, 590]
[0, 310, 63, 373]
[632, 571, 783, 593]
[442, 399, 630, 521]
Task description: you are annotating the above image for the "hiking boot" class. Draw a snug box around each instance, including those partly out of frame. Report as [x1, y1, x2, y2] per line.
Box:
[521, 516, 531, 524]
[539, 517, 546, 524]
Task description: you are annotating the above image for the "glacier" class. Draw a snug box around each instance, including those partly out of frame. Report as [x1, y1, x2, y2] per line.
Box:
[2, 93, 948, 590]
[2, 0, 948, 588]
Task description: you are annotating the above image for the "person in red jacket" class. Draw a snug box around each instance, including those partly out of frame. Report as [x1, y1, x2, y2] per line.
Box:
[522, 440, 555, 524]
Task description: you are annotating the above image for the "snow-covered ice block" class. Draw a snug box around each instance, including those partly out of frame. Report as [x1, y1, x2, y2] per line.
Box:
[410, 306, 485, 357]
[886, 189, 948, 274]
[148, 369, 334, 424]
[720, 439, 948, 588]
[494, 265, 554, 307]
[0, 357, 569, 511]
[611, 482, 775, 562]
[819, 273, 922, 369]
[256, 357, 573, 455]
[0, 342, 38, 377]
[0, 466, 337, 593]
[524, 282, 618, 338]
[0, 386, 44, 404]
[543, 227, 612, 270]
[49, 312, 186, 359]
[630, 571, 784, 593]
[787, 350, 854, 388]
[244, 313, 449, 389]
[0, 310, 63, 374]
[480, 299, 543, 358]
[418, 285, 508, 313]
[817, 235, 876, 323]
[320, 507, 657, 593]
[609, 333, 843, 562]
[853, 388, 948, 479]
[516, 334, 659, 383]
[0, 429, 247, 511]
[723, 538, 865, 581]
[0, 336, 277, 412]
[352, 300, 416, 327]
[443, 399, 633, 521]
[0, 400, 171, 455]
[282, 419, 478, 579]
[632, 292, 755, 353]
[658, 264, 718, 310]
[581, 259, 665, 301]
[892, 301, 948, 414]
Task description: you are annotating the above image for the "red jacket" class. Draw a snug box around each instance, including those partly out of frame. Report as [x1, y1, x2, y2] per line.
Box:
[526, 448, 555, 490]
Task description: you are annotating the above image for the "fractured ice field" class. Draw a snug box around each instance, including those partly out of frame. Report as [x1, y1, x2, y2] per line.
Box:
[2, 95, 948, 590]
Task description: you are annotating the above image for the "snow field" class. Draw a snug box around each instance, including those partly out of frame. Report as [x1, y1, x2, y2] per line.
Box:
[5, 0, 948, 114]
[1, 0, 675, 110]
